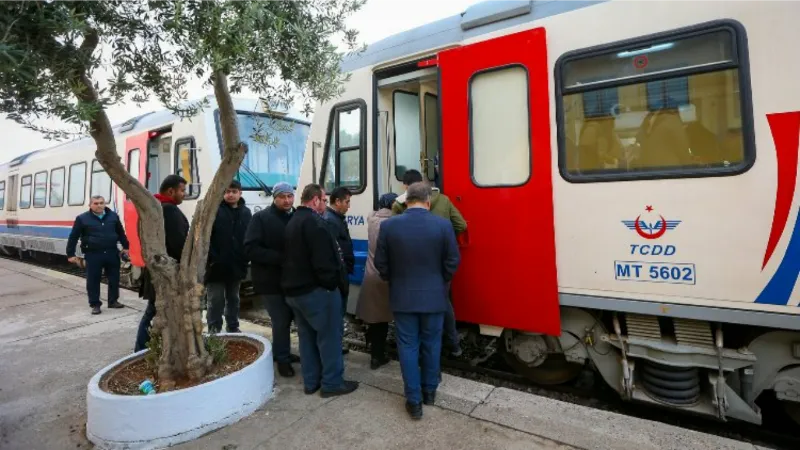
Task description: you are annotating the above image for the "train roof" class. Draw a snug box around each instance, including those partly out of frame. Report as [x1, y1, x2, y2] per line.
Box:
[0, 95, 308, 169]
[341, 0, 604, 72]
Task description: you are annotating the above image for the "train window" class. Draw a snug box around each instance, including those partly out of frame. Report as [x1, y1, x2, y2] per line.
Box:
[469, 65, 531, 187]
[19, 175, 32, 209]
[50, 167, 65, 207]
[0, 181, 5, 210]
[90, 160, 113, 202]
[393, 91, 421, 180]
[233, 113, 310, 189]
[127, 149, 141, 182]
[68, 162, 87, 206]
[557, 24, 752, 181]
[321, 100, 366, 194]
[174, 138, 199, 199]
[33, 171, 47, 208]
[424, 94, 440, 183]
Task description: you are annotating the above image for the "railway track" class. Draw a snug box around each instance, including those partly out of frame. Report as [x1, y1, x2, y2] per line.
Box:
[4, 253, 798, 449]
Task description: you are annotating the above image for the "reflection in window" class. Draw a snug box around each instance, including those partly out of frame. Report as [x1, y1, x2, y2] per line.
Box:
[50, 168, 65, 207]
[321, 102, 364, 192]
[235, 114, 310, 188]
[583, 87, 619, 118]
[424, 94, 439, 182]
[0, 181, 5, 210]
[470, 66, 531, 186]
[128, 149, 140, 182]
[19, 175, 32, 209]
[91, 160, 112, 201]
[393, 91, 421, 180]
[560, 29, 748, 178]
[68, 162, 87, 206]
[33, 172, 47, 207]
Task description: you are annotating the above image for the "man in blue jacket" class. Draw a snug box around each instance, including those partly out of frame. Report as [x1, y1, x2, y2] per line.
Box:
[67, 195, 130, 315]
[375, 182, 461, 420]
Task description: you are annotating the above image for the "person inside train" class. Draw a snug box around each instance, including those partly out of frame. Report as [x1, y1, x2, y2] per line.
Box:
[392, 169, 465, 357]
[205, 179, 252, 334]
[281, 183, 359, 397]
[322, 186, 354, 355]
[66, 195, 130, 315]
[134, 175, 189, 352]
[244, 181, 301, 378]
[375, 181, 461, 419]
[356, 192, 398, 370]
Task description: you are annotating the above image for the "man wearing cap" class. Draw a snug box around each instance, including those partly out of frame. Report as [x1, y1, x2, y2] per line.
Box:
[244, 181, 300, 377]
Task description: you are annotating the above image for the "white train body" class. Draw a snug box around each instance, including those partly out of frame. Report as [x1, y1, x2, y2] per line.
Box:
[299, 0, 800, 424]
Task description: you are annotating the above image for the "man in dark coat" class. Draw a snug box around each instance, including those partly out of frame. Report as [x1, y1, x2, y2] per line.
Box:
[322, 186, 354, 355]
[244, 181, 300, 377]
[66, 195, 130, 315]
[282, 183, 358, 398]
[206, 180, 252, 334]
[134, 175, 189, 352]
[375, 182, 461, 420]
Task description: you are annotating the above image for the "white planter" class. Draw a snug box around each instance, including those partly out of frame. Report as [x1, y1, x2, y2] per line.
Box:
[86, 333, 274, 450]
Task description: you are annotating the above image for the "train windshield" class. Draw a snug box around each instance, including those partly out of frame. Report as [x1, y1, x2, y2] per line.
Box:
[234, 112, 310, 189]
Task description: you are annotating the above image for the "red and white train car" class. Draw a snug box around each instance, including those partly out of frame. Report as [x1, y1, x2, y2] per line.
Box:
[300, 0, 800, 425]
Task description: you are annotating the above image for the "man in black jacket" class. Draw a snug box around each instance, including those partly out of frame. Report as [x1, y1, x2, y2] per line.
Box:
[134, 175, 189, 352]
[323, 187, 354, 314]
[244, 181, 299, 377]
[206, 180, 252, 334]
[282, 184, 358, 398]
[66, 195, 130, 315]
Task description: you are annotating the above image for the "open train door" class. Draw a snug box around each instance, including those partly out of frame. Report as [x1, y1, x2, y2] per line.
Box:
[438, 27, 560, 335]
[123, 133, 148, 268]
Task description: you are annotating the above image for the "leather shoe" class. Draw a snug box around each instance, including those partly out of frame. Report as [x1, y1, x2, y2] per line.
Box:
[91, 306, 101, 315]
[370, 356, 390, 370]
[107, 302, 124, 309]
[422, 391, 436, 406]
[320, 380, 359, 398]
[277, 362, 295, 378]
[342, 348, 350, 355]
[304, 385, 320, 395]
[405, 401, 422, 420]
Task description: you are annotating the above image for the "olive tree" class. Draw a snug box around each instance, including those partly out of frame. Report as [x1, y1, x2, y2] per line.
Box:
[0, 0, 364, 387]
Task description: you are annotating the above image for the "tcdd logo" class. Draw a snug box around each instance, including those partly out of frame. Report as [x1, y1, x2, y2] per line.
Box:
[622, 205, 681, 240]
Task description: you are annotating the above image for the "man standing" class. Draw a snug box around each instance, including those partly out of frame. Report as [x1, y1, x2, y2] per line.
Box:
[392, 169, 465, 357]
[244, 181, 300, 377]
[67, 195, 130, 315]
[282, 184, 359, 397]
[134, 175, 189, 352]
[323, 186, 354, 355]
[206, 180, 252, 334]
[376, 182, 460, 419]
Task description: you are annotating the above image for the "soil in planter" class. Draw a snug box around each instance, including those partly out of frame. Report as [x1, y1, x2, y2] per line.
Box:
[104, 340, 260, 395]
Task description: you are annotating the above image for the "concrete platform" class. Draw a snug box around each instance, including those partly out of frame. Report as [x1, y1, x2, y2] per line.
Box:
[0, 258, 774, 450]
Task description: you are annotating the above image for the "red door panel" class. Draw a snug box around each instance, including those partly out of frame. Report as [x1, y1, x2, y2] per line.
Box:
[124, 133, 148, 268]
[438, 27, 560, 336]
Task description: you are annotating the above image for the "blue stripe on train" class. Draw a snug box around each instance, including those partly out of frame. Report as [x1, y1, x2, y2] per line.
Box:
[0, 225, 72, 239]
[349, 239, 368, 286]
[755, 208, 800, 306]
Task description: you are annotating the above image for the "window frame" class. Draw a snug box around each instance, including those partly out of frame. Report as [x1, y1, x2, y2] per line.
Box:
[423, 92, 440, 182]
[19, 174, 32, 209]
[554, 19, 755, 183]
[49, 166, 66, 207]
[0, 180, 5, 211]
[173, 136, 200, 200]
[391, 89, 422, 181]
[468, 63, 533, 188]
[127, 148, 141, 181]
[89, 159, 114, 203]
[68, 161, 88, 206]
[319, 99, 368, 194]
[32, 170, 48, 208]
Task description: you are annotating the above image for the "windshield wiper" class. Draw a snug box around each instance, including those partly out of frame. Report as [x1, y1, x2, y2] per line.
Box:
[239, 162, 273, 196]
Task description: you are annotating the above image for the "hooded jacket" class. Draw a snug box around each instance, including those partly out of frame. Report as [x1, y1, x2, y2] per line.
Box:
[206, 197, 252, 283]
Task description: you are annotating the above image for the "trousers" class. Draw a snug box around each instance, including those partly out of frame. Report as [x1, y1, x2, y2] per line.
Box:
[393, 312, 444, 404]
[84, 251, 120, 307]
[134, 298, 156, 352]
[206, 280, 242, 332]
[263, 293, 294, 364]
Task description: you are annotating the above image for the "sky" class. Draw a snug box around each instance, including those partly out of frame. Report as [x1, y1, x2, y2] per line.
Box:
[0, 0, 476, 161]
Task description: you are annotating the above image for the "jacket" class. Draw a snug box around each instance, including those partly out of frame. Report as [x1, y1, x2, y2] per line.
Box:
[355, 208, 393, 324]
[243, 203, 293, 295]
[138, 194, 190, 301]
[66, 208, 129, 257]
[375, 207, 461, 313]
[281, 206, 342, 297]
[392, 187, 467, 234]
[322, 207, 355, 274]
[206, 198, 252, 283]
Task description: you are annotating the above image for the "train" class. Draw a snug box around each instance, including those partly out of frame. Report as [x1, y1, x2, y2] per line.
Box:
[0, 96, 311, 287]
[295, 0, 800, 426]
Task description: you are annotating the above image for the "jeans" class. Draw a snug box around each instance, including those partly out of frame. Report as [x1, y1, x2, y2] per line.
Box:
[84, 251, 120, 307]
[134, 298, 156, 352]
[206, 280, 241, 332]
[263, 294, 294, 364]
[394, 312, 444, 404]
[286, 288, 343, 391]
[366, 322, 388, 360]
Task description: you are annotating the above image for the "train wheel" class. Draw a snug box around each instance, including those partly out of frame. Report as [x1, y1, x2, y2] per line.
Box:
[500, 331, 583, 385]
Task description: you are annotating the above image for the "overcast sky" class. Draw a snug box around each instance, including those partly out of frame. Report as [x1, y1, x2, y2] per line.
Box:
[0, 0, 475, 161]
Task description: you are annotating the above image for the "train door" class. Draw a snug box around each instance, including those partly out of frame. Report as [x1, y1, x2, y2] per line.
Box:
[124, 133, 148, 267]
[437, 28, 560, 335]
